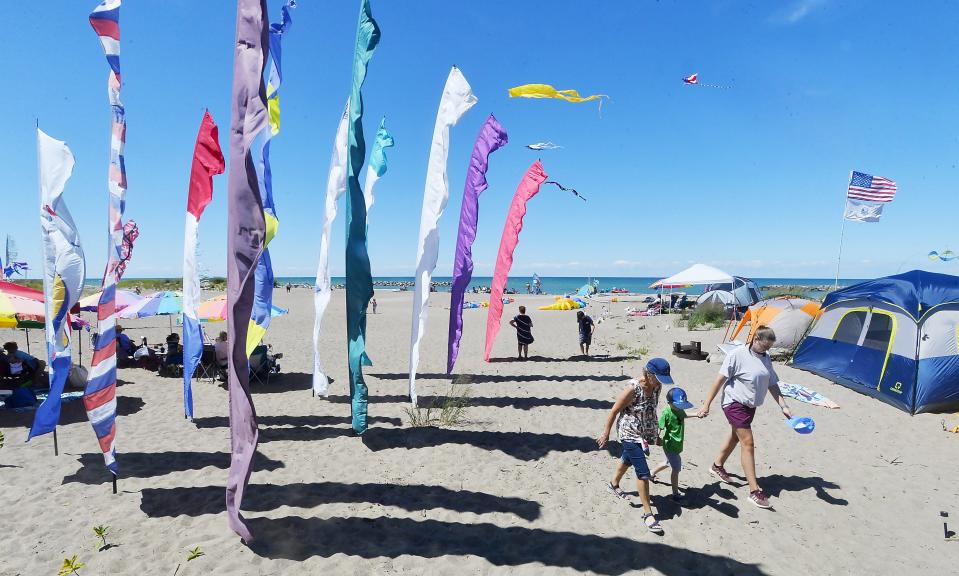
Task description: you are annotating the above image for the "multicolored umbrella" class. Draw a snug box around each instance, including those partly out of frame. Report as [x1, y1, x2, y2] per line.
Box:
[117, 291, 182, 319]
[78, 289, 143, 312]
[0, 280, 85, 330]
[0, 293, 45, 329]
[195, 294, 287, 323]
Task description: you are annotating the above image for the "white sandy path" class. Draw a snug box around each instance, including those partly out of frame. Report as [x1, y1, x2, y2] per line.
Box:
[0, 289, 956, 575]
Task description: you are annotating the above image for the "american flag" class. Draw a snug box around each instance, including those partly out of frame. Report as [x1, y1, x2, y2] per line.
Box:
[847, 171, 897, 203]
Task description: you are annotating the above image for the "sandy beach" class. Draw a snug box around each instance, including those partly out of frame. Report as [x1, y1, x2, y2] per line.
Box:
[1, 288, 957, 575]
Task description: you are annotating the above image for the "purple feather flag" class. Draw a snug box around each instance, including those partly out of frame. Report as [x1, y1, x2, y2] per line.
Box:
[446, 114, 508, 374]
[225, 0, 268, 542]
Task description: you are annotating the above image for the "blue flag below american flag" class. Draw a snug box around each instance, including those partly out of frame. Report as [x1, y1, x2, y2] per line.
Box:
[847, 171, 897, 203]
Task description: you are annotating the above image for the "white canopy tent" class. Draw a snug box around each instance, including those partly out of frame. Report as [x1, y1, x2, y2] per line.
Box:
[651, 263, 734, 288]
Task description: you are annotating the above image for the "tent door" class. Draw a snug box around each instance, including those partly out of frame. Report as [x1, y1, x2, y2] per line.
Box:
[848, 308, 896, 390]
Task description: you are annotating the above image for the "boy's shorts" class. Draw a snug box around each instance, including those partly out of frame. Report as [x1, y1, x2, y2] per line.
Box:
[620, 441, 651, 480]
[663, 451, 682, 471]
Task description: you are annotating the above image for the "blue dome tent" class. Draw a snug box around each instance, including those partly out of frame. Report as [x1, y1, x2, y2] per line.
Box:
[792, 270, 959, 414]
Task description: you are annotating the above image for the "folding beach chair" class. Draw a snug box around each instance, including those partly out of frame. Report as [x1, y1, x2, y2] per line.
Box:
[249, 344, 281, 386]
[193, 345, 220, 384]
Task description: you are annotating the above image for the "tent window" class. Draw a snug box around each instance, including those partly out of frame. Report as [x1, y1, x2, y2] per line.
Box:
[863, 313, 894, 351]
[834, 311, 867, 344]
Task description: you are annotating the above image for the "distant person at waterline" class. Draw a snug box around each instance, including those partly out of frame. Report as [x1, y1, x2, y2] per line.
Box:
[698, 326, 793, 510]
[576, 310, 595, 356]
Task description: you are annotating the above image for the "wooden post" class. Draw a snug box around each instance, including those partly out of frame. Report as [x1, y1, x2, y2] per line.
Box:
[53, 429, 59, 456]
[112, 475, 117, 495]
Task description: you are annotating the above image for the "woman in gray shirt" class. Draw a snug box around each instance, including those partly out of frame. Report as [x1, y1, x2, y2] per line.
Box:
[698, 326, 792, 510]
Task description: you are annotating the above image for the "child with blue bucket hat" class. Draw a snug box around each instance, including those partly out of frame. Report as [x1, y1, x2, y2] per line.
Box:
[650, 387, 700, 503]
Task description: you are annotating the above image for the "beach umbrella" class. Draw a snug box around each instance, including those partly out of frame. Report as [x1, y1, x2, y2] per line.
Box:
[0, 292, 46, 329]
[78, 289, 143, 312]
[118, 291, 183, 333]
[195, 294, 287, 322]
[0, 280, 87, 356]
[118, 291, 182, 319]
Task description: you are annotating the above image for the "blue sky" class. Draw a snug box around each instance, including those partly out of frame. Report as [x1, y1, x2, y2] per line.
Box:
[4, 0, 957, 280]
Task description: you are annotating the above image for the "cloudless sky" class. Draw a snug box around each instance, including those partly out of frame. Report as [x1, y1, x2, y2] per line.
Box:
[3, 0, 958, 281]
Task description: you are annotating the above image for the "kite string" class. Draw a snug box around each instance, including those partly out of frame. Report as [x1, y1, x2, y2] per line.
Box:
[544, 180, 587, 202]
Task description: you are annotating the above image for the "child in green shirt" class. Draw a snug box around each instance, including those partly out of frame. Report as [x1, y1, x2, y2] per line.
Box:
[651, 387, 698, 502]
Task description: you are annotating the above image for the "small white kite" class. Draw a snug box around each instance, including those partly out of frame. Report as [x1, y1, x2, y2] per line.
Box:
[526, 142, 563, 150]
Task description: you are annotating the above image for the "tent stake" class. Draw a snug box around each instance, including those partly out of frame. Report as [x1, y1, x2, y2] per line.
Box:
[112, 475, 117, 494]
[53, 429, 59, 456]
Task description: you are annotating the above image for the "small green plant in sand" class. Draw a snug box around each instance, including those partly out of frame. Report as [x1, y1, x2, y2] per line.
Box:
[404, 387, 471, 428]
[617, 342, 648, 359]
[687, 307, 728, 330]
[627, 346, 649, 359]
[187, 546, 204, 561]
[58, 555, 85, 576]
[0, 429, 5, 449]
[93, 525, 109, 551]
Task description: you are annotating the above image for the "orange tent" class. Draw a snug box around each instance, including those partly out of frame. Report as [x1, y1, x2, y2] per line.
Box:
[730, 297, 821, 350]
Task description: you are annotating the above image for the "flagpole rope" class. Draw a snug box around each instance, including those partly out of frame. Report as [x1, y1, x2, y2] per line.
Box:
[835, 171, 852, 291]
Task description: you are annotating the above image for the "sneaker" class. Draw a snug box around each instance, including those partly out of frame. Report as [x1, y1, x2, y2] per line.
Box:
[748, 489, 772, 509]
[709, 463, 733, 484]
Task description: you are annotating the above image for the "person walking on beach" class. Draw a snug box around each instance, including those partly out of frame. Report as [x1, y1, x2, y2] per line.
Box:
[698, 326, 793, 510]
[650, 387, 699, 503]
[509, 305, 534, 359]
[370, 297, 377, 314]
[576, 310, 595, 356]
[597, 358, 674, 534]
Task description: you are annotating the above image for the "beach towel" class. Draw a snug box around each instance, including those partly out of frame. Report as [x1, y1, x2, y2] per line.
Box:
[779, 381, 839, 409]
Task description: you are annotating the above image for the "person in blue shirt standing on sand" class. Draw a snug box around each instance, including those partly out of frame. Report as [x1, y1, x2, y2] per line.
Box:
[597, 357, 674, 534]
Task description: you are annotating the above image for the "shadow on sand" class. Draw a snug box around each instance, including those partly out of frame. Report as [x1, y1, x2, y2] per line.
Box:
[0, 394, 145, 428]
[322, 394, 614, 411]
[487, 355, 632, 363]
[139, 481, 540, 521]
[370, 372, 631, 384]
[361, 427, 617, 461]
[191, 414, 402, 429]
[61, 451, 284, 485]
[760, 474, 848, 506]
[243, 515, 769, 575]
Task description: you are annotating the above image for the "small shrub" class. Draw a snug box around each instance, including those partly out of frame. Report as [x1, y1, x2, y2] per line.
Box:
[187, 546, 204, 561]
[629, 346, 649, 359]
[761, 286, 811, 299]
[687, 307, 729, 330]
[404, 387, 471, 428]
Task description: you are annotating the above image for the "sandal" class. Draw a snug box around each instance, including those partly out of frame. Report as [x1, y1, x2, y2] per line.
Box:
[642, 513, 664, 534]
[606, 482, 629, 500]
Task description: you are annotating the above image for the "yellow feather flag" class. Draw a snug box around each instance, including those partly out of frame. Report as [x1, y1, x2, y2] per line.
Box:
[508, 83, 607, 103]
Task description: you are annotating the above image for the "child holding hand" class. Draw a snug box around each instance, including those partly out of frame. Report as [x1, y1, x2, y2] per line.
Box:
[651, 387, 699, 503]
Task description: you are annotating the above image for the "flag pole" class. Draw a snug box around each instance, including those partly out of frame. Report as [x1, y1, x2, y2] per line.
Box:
[834, 171, 852, 291]
[835, 217, 847, 291]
